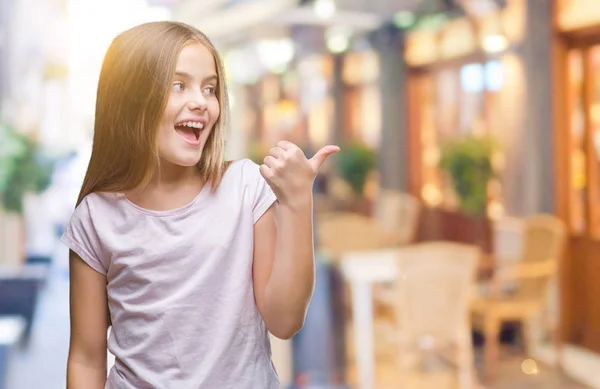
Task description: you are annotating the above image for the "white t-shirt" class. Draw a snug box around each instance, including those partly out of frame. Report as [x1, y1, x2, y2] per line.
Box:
[61, 159, 280, 389]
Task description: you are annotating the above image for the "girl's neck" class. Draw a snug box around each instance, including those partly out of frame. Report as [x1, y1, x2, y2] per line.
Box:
[149, 162, 201, 191]
[126, 163, 205, 212]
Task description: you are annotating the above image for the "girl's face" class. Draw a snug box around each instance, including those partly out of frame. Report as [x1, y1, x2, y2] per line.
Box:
[157, 43, 221, 169]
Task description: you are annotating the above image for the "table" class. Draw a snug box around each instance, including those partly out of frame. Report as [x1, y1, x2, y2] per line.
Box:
[339, 246, 494, 389]
[339, 249, 400, 389]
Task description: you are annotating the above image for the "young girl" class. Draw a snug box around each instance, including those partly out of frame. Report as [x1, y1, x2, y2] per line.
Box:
[62, 21, 338, 389]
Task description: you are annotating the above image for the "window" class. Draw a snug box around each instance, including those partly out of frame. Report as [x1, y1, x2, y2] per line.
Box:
[416, 59, 506, 217]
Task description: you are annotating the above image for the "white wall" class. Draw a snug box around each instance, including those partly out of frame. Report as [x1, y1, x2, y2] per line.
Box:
[64, 0, 172, 152]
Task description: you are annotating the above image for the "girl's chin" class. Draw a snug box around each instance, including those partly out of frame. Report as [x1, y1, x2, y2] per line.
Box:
[159, 151, 203, 168]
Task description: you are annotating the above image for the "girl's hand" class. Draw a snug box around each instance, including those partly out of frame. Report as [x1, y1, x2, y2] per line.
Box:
[259, 140, 340, 208]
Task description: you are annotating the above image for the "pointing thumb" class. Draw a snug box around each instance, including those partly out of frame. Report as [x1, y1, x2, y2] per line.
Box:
[308, 145, 340, 173]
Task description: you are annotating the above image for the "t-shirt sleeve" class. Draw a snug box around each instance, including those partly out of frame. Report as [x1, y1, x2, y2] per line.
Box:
[60, 196, 108, 275]
[243, 159, 278, 224]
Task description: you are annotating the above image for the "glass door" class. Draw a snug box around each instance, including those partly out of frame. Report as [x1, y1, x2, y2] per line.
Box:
[567, 49, 588, 234]
[566, 44, 600, 239]
[586, 45, 600, 238]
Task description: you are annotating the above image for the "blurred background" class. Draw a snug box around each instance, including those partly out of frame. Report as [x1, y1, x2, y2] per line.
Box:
[1, 0, 600, 388]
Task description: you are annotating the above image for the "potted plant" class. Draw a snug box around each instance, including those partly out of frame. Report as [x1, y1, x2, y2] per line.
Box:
[432, 134, 498, 253]
[439, 134, 497, 217]
[0, 123, 54, 267]
[333, 142, 376, 214]
[247, 140, 269, 165]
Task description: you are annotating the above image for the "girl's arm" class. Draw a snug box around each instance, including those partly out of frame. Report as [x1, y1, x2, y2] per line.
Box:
[253, 141, 338, 339]
[67, 251, 109, 389]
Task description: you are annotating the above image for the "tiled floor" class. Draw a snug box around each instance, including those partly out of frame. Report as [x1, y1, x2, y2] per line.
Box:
[4, 249, 591, 389]
[345, 357, 585, 388]
[343, 333, 589, 389]
[5, 262, 70, 389]
[481, 357, 586, 389]
[342, 349, 588, 389]
[348, 364, 586, 389]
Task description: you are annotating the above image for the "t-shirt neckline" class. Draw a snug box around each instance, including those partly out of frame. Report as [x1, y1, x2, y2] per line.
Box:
[117, 183, 210, 217]
[115, 159, 243, 217]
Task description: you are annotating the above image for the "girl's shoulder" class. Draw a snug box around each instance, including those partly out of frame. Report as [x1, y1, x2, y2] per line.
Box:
[76, 191, 120, 212]
[221, 158, 261, 184]
[70, 192, 124, 228]
[219, 158, 275, 219]
[216, 158, 272, 201]
[224, 157, 256, 170]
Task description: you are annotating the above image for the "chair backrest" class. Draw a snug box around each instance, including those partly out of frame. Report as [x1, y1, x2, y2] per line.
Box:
[374, 190, 421, 246]
[492, 216, 524, 266]
[317, 212, 389, 257]
[515, 214, 567, 301]
[392, 242, 480, 345]
[520, 214, 566, 264]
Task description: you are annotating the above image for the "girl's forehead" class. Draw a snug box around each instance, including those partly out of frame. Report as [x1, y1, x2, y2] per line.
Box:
[177, 43, 215, 70]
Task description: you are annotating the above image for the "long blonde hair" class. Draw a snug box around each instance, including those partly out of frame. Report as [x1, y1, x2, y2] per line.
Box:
[76, 21, 229, 206]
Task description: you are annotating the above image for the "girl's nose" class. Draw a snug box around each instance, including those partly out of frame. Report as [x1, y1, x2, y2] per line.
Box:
[187, 94, 207, 112]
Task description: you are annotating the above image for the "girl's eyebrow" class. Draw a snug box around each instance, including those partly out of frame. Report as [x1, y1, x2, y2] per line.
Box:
[174, 71, 192, 79]
[174, 71, 218, 83]
[204, 75, 218, 83]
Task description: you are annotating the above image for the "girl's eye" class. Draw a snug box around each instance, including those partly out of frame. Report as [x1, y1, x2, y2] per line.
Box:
[203, 86, 215, 96]
[173, 82, 184, 92]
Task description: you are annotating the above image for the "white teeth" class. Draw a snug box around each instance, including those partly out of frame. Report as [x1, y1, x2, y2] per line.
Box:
[181, 121, 204, 129]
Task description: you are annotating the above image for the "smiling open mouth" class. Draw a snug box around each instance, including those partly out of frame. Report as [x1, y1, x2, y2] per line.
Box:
[174, 121, 203, 143]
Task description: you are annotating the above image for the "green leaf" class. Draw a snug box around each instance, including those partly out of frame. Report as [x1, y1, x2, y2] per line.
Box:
[0, 122, 55, 213]
[334, 142, 376, 196]
[438, 134, 498, 216]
